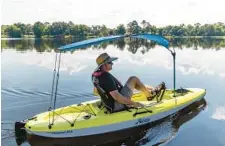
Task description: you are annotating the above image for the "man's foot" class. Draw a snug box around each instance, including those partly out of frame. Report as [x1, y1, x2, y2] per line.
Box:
[147, 82, 166, 101]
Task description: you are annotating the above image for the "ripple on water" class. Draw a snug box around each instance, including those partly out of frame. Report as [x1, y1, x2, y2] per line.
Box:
[136, 120, 176, 146]
[1, 87, 96, 111]
[1, 121, 15, 140]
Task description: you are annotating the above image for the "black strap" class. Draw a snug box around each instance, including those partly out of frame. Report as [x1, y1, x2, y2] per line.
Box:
[133, 108, 153, 117]
[148, 82, 166, 103]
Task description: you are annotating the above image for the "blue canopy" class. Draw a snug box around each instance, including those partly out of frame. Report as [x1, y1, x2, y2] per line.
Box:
[58, 35, 125, 51]
[130, 34, 169, 49]
[58, 34, 169, 51]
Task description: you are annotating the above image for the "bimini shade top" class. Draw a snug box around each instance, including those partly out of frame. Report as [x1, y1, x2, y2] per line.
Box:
[58, 35, 125, 51]
[130, 34, 169, 49]
[58, 34, 169, 51]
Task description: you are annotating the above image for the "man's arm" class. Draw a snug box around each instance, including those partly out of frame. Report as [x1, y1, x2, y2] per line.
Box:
[101, 72, 143, 107]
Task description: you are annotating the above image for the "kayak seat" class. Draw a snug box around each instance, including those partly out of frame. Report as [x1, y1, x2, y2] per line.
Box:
[92, 71, 130, 114]
[94, 85, 113, 114]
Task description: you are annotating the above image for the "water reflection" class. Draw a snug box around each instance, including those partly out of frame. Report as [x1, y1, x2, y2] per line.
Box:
[211, 106, 225, 120]
[1, 38, 225, 53]
[2, 41, 224, 81]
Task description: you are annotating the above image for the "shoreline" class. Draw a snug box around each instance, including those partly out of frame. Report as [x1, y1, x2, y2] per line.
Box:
[1, 35, 225, 39]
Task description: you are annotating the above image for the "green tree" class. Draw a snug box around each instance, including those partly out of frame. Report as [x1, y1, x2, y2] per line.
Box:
[99, 25, 109, 36]
[14, 23, 26, 35]
[70, 25, 79, 36]
[213, 22, 225, 36]
[91, 25, 102, 36]
[49, 22, 68, 36]
[33, 22, 44, 38]
[115, 24, 126, 35]
[194, 23, 201, 36]
[108, 28, 116, 35]
[127, 20, 141, 34]
[42, 22, 50, 36]
[2, 20, 225, 38]
[1, 25, 8, 35]
[25, 24, 33, 35]
[78, 24, 90, 37]
[5, 25, 22, 37]
[141, 20, 147, 33]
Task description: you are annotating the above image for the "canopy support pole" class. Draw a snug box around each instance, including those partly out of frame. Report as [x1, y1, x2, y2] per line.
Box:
[167, 47, 176, 97]
[53, 52, 62, 110]
[172, 51, 176, 97]
[48, 52, 62, 129]
[49, 53, 58, 109]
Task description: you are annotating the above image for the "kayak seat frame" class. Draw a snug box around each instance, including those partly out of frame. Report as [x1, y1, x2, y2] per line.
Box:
[94, 85, 114, 114]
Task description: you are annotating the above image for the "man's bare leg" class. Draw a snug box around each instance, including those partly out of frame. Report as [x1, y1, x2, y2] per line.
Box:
[125, 76, 153, 97]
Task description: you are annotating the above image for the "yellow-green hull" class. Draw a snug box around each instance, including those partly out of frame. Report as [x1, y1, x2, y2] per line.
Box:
[24, 88, 206, 138]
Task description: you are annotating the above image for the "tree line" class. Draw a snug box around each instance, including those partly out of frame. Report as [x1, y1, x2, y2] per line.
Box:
[2, 38, 225, 53]
[1, 20, 225, 38]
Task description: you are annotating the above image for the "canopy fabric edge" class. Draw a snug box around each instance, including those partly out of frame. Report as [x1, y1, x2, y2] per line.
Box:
[130, 33, 169, 48]
[58, 34, 169, 51]
[58, 35, 126, 51]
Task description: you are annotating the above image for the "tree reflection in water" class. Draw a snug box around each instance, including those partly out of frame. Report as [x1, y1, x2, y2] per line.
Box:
[1, 38, 225, 53]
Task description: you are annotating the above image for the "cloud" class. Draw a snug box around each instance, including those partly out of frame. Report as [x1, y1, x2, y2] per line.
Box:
[220, 73, 225, 78]
[211, 107, 225, 120]
[116, 47, 225, 79]
[2, 0, 225, 27]
[9, 45, 225, 78]
[19, 51, 89, 74]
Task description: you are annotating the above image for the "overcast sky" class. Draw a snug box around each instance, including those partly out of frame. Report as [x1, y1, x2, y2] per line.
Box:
[1, 0, 225, 28]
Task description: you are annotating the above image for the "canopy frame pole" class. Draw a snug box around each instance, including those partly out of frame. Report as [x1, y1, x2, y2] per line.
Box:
[166, 47, 176, 97]
[48, 53, 58, 128]
[172, 50, 176, 97]
[48, 52, 62, 129]
[53, 53, 62, 109]
[49, 53, 58, 110]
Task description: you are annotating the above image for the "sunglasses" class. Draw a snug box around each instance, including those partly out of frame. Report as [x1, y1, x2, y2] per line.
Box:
[108, 62, 113, 65]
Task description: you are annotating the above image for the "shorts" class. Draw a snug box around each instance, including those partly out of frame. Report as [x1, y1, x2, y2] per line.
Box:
[113, 85, 133, 112]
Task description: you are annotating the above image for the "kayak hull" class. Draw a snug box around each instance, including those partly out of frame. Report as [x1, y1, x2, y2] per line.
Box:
[26, 121, 153, 146]
[25, 97, 207, 146]
[15, 88, 206, 145]
[26, 90, 204, 138]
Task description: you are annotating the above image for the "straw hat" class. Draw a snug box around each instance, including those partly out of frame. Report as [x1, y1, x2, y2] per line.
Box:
[96, 53, 118, 68]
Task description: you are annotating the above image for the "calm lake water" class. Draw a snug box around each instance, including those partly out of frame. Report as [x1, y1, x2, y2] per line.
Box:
[1, 38, 225, 146]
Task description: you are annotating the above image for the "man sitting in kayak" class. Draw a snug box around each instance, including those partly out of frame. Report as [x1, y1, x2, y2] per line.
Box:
[92, 53, 164, 112]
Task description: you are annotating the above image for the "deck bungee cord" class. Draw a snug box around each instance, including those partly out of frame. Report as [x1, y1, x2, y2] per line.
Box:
[48, 53, 98, 128]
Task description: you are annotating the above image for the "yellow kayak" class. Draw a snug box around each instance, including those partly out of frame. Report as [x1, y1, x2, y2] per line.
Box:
[24, 88, 206, 138]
